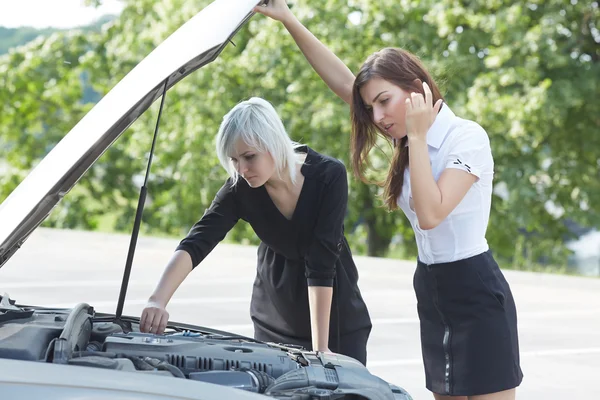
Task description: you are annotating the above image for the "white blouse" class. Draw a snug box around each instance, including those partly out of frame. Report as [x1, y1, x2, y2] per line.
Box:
[397, 104, 494, 265]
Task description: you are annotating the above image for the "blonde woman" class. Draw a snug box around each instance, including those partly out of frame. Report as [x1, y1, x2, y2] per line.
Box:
[141, 97, 372, 365]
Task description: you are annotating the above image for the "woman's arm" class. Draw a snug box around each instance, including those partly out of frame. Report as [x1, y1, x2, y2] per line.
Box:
[254, 0, 355, 104]
[304, 165, 349, 352]
[140, 181, 240, 334]
[405, 83, 489, 230]
[408, 140, 477, 230]
[308, 286, 333, 352]
[141, 250, 193, 334]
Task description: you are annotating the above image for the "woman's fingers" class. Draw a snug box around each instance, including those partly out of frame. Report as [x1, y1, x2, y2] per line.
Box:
[140, 304, 170, 334]
[411, 91, 423, 108]
[434, 98, 444, 114]
[141, 309, 156, 333]
[405, 85, 441, 137]
[140, 309, 148, 332]
[157, 311, 170, 335]
[423, 81, 433, 108]
[253, 0, 291, 21]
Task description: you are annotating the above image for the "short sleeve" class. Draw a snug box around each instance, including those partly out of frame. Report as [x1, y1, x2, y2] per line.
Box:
[445, 124, 493, 179]
[304, 164, 347, 287]
[176, 179, 239, 268]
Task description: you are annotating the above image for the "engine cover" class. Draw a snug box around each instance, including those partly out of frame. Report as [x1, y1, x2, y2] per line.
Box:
[0, 310, 67, 361]
[103, 332, 299, 378]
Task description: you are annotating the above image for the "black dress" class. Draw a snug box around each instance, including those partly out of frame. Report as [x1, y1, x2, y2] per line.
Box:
[176, 145, 372, 364]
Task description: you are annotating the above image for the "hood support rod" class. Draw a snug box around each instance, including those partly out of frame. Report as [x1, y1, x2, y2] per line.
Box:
[115, 78, 169, 322]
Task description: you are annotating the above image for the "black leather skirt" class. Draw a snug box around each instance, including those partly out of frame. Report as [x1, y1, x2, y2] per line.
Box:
[414, 250, 524, 396]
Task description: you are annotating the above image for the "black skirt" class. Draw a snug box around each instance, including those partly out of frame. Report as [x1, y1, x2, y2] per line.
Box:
[413, 250, 524, 396]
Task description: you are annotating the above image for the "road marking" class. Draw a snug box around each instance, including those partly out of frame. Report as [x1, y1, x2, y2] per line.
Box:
[522, 347, 600, 357]
[1, 278, 251, 288]
[29, 294, 600, 322]
[212, 317, 421, 333]
[209, 310, 600, 327]
[516, 309, 600, 318]
[368, 359, 422, 367]
[367, 347, 600, 368]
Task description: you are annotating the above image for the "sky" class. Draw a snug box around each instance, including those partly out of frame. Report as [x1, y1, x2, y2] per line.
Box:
[0, 0, 124, 29]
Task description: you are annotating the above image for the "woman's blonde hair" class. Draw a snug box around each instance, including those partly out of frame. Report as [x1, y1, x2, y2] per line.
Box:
[215, 97, 302, 184]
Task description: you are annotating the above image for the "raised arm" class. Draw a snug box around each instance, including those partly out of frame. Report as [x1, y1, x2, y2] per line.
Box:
[254, 0, 355, 105]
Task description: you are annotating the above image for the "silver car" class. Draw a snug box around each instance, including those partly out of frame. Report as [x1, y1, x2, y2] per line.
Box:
[0, 1, 412, 399]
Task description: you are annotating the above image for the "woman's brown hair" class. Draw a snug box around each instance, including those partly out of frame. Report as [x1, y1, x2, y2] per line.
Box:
[350, 48, 444, 211]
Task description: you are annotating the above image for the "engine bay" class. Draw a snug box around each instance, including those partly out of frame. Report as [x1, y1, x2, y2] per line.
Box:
[0, 297, 412, 399]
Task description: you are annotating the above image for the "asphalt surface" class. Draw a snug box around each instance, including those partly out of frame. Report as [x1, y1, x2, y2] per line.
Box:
[2, 228, 599, 399]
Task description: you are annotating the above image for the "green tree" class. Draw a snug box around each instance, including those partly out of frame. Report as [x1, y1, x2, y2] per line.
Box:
[1, 0, 598, 266]
[0, 31, 106, 229]
[428, 0, 600, 265]
[0, 15, 117, 55]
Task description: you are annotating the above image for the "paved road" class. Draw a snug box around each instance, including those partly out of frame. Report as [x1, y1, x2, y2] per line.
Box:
[2, 228, 599, 399]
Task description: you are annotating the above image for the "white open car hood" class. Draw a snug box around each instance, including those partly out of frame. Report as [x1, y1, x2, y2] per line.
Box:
[0, 0, 267, 268]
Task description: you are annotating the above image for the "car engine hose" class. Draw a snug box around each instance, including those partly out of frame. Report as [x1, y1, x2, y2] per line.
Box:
[71, 351, 185, 378]
[72, 351, 118, 359]
[189, 368, 274, 393]
[53, 303, 94, 364]
[142, 356, 186, 378]
[265, 365, 338, 394]
[237, 368, 275, 393]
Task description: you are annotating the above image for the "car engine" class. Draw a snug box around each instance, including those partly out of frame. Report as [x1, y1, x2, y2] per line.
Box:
[0, 299, 412, 399]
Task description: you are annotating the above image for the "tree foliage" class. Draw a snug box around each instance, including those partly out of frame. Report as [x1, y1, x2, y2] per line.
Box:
[0, 0, 597, 266]
[0, 15, 117, 55]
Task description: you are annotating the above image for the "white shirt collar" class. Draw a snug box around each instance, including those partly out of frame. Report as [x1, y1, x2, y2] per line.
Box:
[425, 103, 456, 149]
